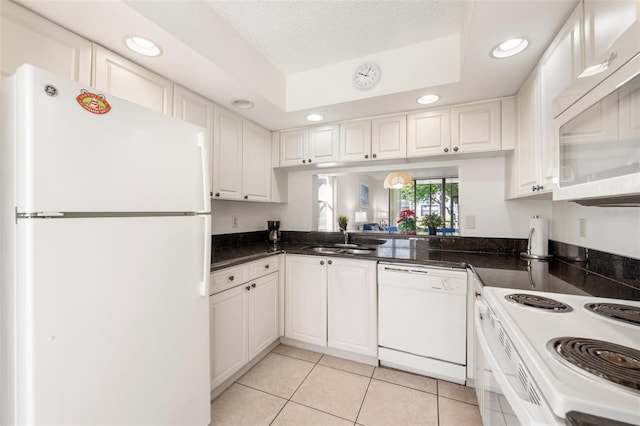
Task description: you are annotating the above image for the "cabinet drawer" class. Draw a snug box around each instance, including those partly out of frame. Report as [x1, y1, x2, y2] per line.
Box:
[249, 256, 280, 280]
[211, 264, 250, 295]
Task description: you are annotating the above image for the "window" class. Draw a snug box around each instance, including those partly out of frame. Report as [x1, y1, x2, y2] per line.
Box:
[389, 177, 459, 233]
[317, 175, 336, 232]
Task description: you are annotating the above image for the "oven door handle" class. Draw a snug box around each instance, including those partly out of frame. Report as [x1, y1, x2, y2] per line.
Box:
[474, 301, 554, 425]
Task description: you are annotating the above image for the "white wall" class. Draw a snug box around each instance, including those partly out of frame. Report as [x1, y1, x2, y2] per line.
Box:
[211, 199, 272, 234]
[551, 201, 640, 258]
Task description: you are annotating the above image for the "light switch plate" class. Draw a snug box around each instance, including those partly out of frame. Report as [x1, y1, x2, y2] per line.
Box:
[579, 218, 587, 237]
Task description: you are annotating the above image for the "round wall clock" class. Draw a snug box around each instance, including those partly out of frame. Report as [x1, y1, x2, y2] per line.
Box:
[353, 62, 381, 90]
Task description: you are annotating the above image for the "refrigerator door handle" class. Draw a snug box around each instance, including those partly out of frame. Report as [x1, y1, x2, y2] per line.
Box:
[198, 137, 211, 210]
[199, 214, 211, 297]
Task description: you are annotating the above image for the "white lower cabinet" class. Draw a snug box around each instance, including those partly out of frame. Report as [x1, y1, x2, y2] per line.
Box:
[285, 255, 377, 357]
[210, 258, 280, 390]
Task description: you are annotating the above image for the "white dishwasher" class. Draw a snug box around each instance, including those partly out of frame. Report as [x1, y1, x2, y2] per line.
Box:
[378, 262, 467, 384]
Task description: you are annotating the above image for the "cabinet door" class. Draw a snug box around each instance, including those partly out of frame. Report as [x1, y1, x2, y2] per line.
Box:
[285, 255, 327, 347]
[407, 110, 451, 157]
[583, 0, 640, 70]
[210, 285, 249, 389]
[516, 71, 542, 196]
[280, 129, 308, 166]
[451, 101, 501, 153]
[340, 120, 372, 162]
[212, 106, 243, 200]
[92, 45, 173, 115]
[0, 2, 92, 83]
[371, 115, 407, 160]
[309, 125, 340, 163]
[173, 85, 214, 196]
[242, 121, 272, 202]
[327, 259, 377, 357]
[249, 273, 279, 359]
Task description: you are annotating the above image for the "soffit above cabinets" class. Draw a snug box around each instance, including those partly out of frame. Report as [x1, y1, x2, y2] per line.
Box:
[15, 0, 578, 130]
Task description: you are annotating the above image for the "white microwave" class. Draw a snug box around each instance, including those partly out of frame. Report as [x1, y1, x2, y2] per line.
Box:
[553, 52, 640, 206]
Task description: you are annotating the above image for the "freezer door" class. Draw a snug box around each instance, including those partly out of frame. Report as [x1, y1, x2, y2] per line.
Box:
[14, 216, 211, 425]
[13, 64, 209, 213]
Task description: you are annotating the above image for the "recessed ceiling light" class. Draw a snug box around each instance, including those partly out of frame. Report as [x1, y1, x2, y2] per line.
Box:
[417, 94, 440, 105]
[124, 36, 161, 57]
[231, 99, 254, 109]
[491, 38, 529, 58]
[306, 114, 324, 122]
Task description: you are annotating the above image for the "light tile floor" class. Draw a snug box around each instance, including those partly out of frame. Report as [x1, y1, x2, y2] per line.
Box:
[211, 344, 482, 426]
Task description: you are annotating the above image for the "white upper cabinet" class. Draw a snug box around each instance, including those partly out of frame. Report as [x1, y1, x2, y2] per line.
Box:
[92, 45, 173, 115]
[371, 115, 407, 160]
[515, 70, 543, 197]
[451, 101, 501, 153]
[242, 121, 272, 202]
[212, 106, 244, 200]
[279, 126, 339, 166]
[407, 110, 451, 157]
[1, 1, 91, 83]
[279, 129, 309, 166]
[212, 107, 272, 202]
[173, 85, 215, 196]
[340, 120, 373, 162]
[583, 0, 640, 71]
[308, 125, 340, 164]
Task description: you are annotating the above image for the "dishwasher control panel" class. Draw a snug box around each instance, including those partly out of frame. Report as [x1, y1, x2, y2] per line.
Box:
[378, 263, 467, 295]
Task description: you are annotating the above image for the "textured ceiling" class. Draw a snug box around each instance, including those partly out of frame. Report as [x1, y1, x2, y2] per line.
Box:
[206, 0, 468, 74]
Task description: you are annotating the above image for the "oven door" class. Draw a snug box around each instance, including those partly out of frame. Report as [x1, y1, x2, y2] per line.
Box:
[474, 300, 562, 426]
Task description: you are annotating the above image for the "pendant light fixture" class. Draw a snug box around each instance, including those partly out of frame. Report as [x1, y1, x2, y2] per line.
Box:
[383, 172, 413, 189]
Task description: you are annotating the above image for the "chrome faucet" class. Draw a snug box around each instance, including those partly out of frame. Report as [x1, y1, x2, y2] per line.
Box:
[341, 228, 349, 245]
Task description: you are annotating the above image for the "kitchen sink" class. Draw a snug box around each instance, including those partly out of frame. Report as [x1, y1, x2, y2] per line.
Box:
[306, 245, 376, 255]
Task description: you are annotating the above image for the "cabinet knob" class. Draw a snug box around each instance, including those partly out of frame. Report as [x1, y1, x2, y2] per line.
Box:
[252, 283, 256, 288]
[328, 260, 332, 265]
[372, 154, 377, 158]
[265, 264, 270, 269]
[453, 146, 459, 152]
[302, 159, 306, 164]
[475, 292, 481, 298]
[215, 192, 221, 197]
[308, 159, 312, 163]
[229, 275, 234, 281]
[244, 195, 248, 200]
[364, 154, 369, 159]
[532, 185, 537, 192]
[444, 147, 449, 153]
[320, 260, 325, 265]
[246, 285, 251, 291]
[537, 185, 544, 191]
[210, 191, 213, 197]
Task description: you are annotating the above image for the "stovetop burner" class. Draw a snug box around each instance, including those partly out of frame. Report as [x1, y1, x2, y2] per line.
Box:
[505, 293, 572, 312]
[584, 303, 640, 327]
[548, 337, 640, 394]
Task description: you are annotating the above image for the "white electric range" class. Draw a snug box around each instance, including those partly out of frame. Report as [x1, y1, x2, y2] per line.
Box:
[475, 287, 640, 426]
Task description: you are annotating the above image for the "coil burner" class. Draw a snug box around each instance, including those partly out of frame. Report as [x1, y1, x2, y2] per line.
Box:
[584, 303, 640, 327]
[548, 338, 640, 394]
[505, 293, 572, 312]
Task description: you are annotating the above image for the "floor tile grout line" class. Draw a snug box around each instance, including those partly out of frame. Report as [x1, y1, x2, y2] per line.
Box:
[370, 377, 438, 396]
[354, 376, 373, 425]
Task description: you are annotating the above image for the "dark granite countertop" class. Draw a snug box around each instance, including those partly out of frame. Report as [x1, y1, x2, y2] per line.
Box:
[211, 238, 640, 301]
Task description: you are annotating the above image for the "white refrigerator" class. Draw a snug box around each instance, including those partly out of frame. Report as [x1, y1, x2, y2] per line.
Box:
[1, 64, 212, 425]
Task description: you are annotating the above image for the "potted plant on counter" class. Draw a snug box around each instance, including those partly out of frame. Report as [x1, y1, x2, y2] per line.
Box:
[419, 214, 444, 235]
[397, 209, 416, 234]
[337, 215, 348, 231]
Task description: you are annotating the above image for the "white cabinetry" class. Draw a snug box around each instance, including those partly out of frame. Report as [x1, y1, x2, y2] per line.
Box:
[327, 258, 377, 357]
[285, 255, 377, 357]
[451, 101, 501, 153]
[0, 1, 92, 83]
[407, 110, 450, 157]
[371, 115, 407, 160]
[285, 255, 327, 346]
[210, 256, 280, 390]
[213, 106, 271, 201]
[340, 120, 373, 162]
[279, 126, 339, 166]
[173, 85, 215, 196]
[92, 45, 173, 115]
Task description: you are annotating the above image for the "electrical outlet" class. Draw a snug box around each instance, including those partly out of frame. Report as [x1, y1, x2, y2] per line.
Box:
[232, 215, 239, 228]
[579, 218, 587, 237]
